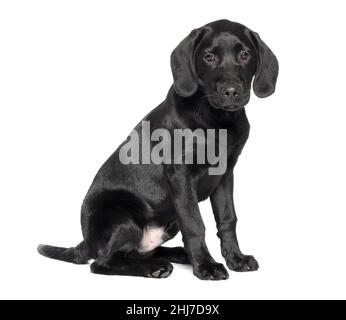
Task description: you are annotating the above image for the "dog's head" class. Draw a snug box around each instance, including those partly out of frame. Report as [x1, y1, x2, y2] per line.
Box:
[171, 19, 279, 111]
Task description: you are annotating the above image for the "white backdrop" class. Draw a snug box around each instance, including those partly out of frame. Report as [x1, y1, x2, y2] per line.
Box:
[1, 0, 346, 299]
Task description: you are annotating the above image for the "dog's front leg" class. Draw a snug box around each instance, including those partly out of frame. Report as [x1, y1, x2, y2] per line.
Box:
[210, 171, 259, 272]
[170, 175, 228, 280]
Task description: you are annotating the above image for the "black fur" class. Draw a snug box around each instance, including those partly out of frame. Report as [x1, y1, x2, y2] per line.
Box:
[38, 19, 278, 280]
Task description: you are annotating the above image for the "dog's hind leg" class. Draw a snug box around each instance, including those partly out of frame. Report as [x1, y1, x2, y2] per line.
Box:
[91, 254, 173, 278]
[89, 215, 173, 278]
[152, 246, 190, 264]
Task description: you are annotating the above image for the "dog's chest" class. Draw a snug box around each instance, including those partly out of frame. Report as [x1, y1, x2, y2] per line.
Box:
[196, 136, 246, 200]
[197, 174, 223, 201]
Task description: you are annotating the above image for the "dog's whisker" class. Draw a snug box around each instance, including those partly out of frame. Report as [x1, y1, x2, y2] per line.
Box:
[194, 102, 201, 115]
[194, 95, 212, 115]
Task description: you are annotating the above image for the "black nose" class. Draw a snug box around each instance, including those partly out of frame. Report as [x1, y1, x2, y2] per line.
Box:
[222, 87, 239, 99]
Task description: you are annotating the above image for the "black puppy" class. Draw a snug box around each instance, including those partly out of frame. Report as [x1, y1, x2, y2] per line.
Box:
[38, 19, 278, 280]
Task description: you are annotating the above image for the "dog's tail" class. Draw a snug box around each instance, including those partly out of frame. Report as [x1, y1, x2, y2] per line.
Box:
[37, 241, 90, 264]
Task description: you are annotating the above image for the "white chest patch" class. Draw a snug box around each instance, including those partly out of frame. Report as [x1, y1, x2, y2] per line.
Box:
[138, 226, 166, 253]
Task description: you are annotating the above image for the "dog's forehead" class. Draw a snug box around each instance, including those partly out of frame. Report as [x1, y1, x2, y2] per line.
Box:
[206, 19, 248, 34]
[200, 31, 249, 51]
[201, 20, 252, 49]
[211, 33, 242, 48]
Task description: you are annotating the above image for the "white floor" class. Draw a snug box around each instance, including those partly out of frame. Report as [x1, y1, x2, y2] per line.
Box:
[3, 198, 346, 300]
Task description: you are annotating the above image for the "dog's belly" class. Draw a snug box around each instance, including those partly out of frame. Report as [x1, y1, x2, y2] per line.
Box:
[138, 226, 166, 253]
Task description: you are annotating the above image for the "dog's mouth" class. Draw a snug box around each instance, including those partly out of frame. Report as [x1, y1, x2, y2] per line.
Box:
[207, 95, 250, 112]
[218, 104, 244, 112]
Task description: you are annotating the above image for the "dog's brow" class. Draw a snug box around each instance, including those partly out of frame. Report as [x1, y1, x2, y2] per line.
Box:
[212, 33, 240, 47]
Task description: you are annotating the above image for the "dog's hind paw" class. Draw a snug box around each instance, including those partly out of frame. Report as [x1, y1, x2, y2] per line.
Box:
[147, 261, 173, 278]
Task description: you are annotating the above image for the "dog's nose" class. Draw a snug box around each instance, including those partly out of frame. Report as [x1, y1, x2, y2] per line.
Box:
[222, 87, 239, 99]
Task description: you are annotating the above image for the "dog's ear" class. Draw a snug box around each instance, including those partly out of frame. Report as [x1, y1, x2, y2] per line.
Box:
[248, 30, 279, 98]
[171, 27, 209, 97]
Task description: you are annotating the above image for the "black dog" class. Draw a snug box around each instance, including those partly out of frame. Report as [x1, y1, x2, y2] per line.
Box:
[38, 19, 278, 280]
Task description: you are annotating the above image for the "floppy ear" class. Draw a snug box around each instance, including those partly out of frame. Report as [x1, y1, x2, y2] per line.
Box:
[170, 27, 209, 97]
[248, 31, 279, 98]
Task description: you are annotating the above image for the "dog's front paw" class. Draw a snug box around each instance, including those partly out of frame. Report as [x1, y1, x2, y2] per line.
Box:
[193, 262, 229, 280]
[225, 253, 259, 272]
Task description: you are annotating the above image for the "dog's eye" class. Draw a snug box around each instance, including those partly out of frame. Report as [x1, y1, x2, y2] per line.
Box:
[204, 53, 216, 62]
[239, 51, 250, 62]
